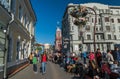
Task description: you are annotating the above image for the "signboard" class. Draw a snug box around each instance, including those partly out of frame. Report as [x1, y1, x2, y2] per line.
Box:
[75, 45, 79, 51]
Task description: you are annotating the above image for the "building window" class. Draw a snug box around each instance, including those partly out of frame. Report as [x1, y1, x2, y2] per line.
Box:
[101, 44, 104, 50]
[1, 0, 10, 10]
[98, 18, 101, 24]
[97, 44, 100, 49]
[72, 26, 74, 30]
[24, 14, 27, 26]
[117, 19, 120, 23]
[18, 5, 22, 21]
[106, 26, 110, 31]
[86, 25, 90, 31]
[119, 26, 120, 32]
[108, 34, 111, 40]
[96, 27, 98, 31]
[111, 19, 114, 23]
[99, 27, 103, 31]
[106, 9, 110, 13]
[110, 11, 113, 14]
[97, 35, 99, 40]
[78, 36, 82, 40]
[92, 18, 94, 23]
[23, 43, 26, 59]
[16, 41, 20, 60]
[100, 34, 104, 39]
[116, 11, 119, 14]
[7, 37, 12, 62]
[79, 44, 82, 51]
[107, 43, 111, 50]
[11, 0, 16, 13]
[27, 21, 30, 31]
[102, 9, 104, 13]
[87, 34, 91, 40]
[70, 35, 73, 40]
[114, 35, 117, 40]
[105, 17, 109, 22]
[87, 44, 90, 52]
[87, 17, 89, 21]
[112, 25, 115, 31]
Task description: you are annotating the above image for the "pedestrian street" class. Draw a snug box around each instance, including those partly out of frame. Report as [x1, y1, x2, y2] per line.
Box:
[8, 61, 74, 79]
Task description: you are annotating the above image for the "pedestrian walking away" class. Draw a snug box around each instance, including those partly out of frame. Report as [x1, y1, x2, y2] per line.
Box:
[32, 53, 38, 73]
[41, 51, 47, 74]
[29, 52, 34, 64]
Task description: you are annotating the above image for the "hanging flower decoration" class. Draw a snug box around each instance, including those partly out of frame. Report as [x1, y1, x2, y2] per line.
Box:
[74, 18, 87, 25]
[70, 5, 88, 26]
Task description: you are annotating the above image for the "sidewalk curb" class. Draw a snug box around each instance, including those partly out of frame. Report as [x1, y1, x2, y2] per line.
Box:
[8, 63, 30, 78]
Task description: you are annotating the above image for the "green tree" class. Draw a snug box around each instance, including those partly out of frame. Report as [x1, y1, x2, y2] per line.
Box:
[36, 46, 42, 52]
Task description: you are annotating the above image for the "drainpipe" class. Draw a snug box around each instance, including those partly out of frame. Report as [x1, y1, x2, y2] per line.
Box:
[4, 13, 14, 79]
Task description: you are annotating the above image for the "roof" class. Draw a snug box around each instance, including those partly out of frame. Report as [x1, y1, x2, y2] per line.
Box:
[56, 27, 61, 31]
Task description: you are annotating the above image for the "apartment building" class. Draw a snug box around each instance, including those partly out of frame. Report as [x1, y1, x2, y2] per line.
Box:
[62, 3, 120, 54]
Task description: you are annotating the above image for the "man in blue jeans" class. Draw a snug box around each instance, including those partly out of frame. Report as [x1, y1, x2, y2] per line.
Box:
[83, 51, 87, 64]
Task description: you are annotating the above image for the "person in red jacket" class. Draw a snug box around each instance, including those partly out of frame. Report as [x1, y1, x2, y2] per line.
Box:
[41, 52, 47, 74]
[101, 61, 111, 79]
[95, 48, 102, 68]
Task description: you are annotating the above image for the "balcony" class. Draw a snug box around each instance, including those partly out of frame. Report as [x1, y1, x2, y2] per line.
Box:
[95, 30, 104, 34]
[83, 39, 114, 43]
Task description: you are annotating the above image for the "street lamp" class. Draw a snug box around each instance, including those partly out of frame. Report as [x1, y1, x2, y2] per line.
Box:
[63, 38, 69, 55]
[70, 5, 97, 52]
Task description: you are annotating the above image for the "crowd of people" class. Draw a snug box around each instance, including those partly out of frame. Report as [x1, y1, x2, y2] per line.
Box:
[50, 47, 120, 79]
[28, 47, 120, 79]
[28, 50, 48, 75]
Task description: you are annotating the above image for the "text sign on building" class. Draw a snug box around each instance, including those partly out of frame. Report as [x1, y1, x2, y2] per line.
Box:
[74, 45, 79, 51]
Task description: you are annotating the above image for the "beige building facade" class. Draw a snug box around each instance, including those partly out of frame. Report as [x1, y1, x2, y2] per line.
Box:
[8, 0, 36, 64]
[0, 0, 36, 78]
[0, 1, 11, 78]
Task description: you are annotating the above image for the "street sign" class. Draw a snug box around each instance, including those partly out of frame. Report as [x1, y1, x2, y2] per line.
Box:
[75, 45, 79, 51]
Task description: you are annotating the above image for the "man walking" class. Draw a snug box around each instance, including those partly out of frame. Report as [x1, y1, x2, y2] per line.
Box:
[82, 51, 87, 64]
[113, 47, 120, 66]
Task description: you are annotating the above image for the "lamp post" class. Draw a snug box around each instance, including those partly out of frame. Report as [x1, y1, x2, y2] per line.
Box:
[70, 5, 97, 52]
[86, 7, 97, 52]
[63, 38, 70, 55]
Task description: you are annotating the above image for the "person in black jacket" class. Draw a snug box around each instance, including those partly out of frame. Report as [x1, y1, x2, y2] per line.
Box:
[112, 47, 120, 66]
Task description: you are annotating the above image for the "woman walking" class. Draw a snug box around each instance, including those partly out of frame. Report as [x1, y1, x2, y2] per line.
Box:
[32, 53, 38, 73]
[41, 52, 47, 74]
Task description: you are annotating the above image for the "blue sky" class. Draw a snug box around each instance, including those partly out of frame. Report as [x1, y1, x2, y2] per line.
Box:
[30, 0, 120, 45]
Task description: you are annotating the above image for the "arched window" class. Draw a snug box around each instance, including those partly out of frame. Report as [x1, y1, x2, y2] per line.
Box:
[87, 34, 91, 40]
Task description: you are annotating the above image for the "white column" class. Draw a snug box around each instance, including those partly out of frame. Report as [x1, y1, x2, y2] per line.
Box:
[111, 43, 114, 50]
[19, 41, 22, 60]
[28, 41, 31, 57]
